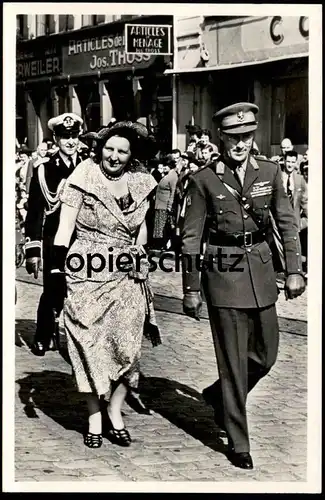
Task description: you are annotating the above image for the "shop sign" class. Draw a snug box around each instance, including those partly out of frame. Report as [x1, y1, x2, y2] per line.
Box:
[125, 24, 172, 55]
[241, 16, 309, 53]
[16, 45, 62, 81]
[211, 16, 309, 69]
[63, 31, 156, 76]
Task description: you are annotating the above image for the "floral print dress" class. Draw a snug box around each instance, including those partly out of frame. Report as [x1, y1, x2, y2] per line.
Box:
[59, 158, 158, 397]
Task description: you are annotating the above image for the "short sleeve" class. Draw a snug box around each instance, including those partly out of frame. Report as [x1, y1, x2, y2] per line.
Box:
[60, 181, 84, 209]
[59, 159, 90, 209]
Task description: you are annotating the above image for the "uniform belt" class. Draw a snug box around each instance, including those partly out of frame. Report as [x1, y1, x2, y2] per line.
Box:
[208, 230, 265, 247]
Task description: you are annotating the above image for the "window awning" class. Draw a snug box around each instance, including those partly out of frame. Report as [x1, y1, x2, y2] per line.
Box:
[164, 52, 308, 75]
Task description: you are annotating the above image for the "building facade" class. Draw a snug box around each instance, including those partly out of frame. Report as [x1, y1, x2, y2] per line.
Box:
[169, 15, 309, 157]
[16, 14, 174, 152]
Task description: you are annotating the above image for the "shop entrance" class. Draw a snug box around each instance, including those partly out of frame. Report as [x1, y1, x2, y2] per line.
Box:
[75, 82, 101, 132]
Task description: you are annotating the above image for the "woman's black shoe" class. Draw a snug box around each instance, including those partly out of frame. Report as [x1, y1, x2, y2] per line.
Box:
[104, 415, 132, 447]
[84, 432, 103, 449]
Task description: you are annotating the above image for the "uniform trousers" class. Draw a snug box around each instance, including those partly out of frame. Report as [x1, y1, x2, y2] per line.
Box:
[35, 236, 63, 346]
[205, 302, 279, 453]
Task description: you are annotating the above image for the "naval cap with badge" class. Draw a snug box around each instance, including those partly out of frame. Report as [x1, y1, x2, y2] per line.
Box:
[213, 102, 259, 135]
[48, 113, 83, 138]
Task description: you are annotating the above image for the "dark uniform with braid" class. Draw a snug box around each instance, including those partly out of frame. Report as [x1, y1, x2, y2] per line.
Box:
[181, 103, 306, 469]
[24, 113, 84, 355]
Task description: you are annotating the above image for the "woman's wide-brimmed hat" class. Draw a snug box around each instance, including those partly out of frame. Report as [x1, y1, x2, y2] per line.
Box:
[80, 120, 157, 161]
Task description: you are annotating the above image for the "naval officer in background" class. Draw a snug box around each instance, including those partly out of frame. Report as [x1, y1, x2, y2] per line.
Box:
[180, 102, 305, 469]
[25, 113, 84, 356]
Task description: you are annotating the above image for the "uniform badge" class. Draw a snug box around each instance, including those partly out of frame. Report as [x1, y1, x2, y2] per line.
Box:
[63, 116, 74, 128]
[237, 111, 244, 122]
[186, 195, 192, 206]
[216, 194, 226, 200]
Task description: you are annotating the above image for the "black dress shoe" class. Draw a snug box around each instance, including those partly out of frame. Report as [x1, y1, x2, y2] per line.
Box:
[227, 451, 254, 470]
[31, 341, 47, 356]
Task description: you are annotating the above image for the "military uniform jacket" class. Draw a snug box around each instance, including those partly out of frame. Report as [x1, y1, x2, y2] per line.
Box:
[24, 152, 82, 258]
[181, 155, 303, 309]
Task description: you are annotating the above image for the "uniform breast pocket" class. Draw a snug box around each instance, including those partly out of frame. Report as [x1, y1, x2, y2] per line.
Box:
[252, 199, 271, 225]
[215, 201, 237, 232]
[80, 194, 98, 228]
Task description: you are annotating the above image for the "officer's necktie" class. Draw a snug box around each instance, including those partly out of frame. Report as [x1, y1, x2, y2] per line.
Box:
[286, 174, 294, 206]
[236, 165, 245, 187]
[68, 157, 75, 170]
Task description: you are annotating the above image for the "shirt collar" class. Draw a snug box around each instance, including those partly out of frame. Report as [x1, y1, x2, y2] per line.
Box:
[59, 151, 77, 167]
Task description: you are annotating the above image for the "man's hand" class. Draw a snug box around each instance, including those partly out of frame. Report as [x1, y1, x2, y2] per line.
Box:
[284, 274, 306, 299]
[183, 291, 202, 321]
[26, 257, 41, 279]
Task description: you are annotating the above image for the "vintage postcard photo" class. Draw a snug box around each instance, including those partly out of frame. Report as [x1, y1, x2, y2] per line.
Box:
[3, 2, 322, 493]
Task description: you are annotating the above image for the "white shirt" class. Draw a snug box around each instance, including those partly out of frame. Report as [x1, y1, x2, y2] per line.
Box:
[59, 151, 78, 168]
[282, 171, 295, 194]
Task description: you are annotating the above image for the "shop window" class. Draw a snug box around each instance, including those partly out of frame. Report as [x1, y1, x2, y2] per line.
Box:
[16, 15, 28, 40]
[92, 15, 106, 25]
[59, 15, 74, 32]
[36, 15, 45, 37]
[105, 78, 135, 122]
[75, 83, 101, 131]
[271, 77, 308, 146]
[55, 86, 69, 115]
[81, 15, 92, 27]
[45, 15, 56, 35]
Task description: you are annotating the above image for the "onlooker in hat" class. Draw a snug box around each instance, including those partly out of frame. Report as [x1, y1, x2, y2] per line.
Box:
[24, 112, 84, 357]
[185, 124, 202, 145]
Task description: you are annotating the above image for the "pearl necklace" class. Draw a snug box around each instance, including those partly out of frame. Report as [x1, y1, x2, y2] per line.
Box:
[100, 162, 125, 181]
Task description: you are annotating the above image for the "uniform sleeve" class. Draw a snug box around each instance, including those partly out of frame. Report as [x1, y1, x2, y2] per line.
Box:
[180, 176, 207, 292]
[24, 168, 45, 258]
[59, 161, 88, 209]
[270, 165, 304, 276]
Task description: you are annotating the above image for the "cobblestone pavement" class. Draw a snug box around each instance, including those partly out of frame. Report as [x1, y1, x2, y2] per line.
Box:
[13, 263, 308, 487]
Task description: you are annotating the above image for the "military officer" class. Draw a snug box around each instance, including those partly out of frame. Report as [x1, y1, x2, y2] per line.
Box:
[181, 103, 305, 470]
[25, 113, 84, 356]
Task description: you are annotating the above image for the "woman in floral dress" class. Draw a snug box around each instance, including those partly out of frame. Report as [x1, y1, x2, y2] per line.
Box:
[50, 121, 160, 448]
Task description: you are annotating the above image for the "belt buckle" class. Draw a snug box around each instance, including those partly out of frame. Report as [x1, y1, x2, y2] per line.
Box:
[244, 231, 253, 247]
